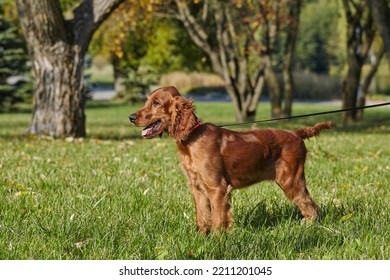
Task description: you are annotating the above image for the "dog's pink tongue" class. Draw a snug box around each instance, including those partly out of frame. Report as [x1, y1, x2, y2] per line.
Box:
[141, 127, 153, 137]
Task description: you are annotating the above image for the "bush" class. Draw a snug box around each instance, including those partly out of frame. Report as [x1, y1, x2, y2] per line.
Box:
[375, 74, 390, 96]
[261, 72, 342, 100]
[290, 72, 343, 100]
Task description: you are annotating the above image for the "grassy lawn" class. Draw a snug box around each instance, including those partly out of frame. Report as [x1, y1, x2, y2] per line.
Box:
[0, 101, 389, 259]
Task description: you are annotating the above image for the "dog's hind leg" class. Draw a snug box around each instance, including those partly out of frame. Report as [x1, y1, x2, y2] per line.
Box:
[275, 161, 320, 222]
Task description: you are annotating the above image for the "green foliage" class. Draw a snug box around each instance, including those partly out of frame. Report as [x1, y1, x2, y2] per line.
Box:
[0, 101, 389, 259]
[112, 19, 209, 95]
[0, 6, 32, 112]
[89, 2, 209, 101]
[59, 0, 80, 12]
[122, 19, 210, 100]
[141, 20, 210, 75]
[295, 0, 340, 73]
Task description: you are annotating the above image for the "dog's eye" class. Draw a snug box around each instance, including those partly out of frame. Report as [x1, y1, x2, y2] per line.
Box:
[152, 100, 160, 107]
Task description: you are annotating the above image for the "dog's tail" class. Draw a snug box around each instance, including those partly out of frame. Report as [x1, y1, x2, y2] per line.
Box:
[294, 121, 333, 140]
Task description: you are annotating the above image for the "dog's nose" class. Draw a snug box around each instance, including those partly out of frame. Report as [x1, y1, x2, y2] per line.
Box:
[129, 114, 137, 123]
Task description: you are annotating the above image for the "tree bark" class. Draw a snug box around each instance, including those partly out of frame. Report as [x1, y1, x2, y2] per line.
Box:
[30, 46, 86, 137]
[367, 0, 390, 72]
[356, 47, 385, 120]
[341, 0, 375, 124]
[342, 62, 362, 124]
[264, 56, 282, 118]
[260, 0, 282, 119]
[282, 0, 302, 117]
[15, 0, 124, 137]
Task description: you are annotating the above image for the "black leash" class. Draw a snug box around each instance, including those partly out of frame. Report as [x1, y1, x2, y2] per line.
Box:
[218, 101, 390, 128]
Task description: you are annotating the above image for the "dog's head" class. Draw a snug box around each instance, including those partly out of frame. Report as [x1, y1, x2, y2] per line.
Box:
[129, 86, 199, 141]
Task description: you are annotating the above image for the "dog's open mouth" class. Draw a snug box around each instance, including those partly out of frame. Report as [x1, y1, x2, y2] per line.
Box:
[141, 120, 162, 137]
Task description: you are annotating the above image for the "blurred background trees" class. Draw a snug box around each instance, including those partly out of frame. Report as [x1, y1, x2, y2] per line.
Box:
[89, 0, 208, 103]
[0, 2, 31, 112]
[89, 0, 390, 124]
[1, 0, 389, 135]
[368, 0, 390, 64]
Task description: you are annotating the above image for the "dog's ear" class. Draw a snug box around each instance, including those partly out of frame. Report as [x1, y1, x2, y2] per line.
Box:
[168, 96, 196, 141]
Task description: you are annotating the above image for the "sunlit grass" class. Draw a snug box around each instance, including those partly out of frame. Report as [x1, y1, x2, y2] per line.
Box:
[0, 101, 389, 259]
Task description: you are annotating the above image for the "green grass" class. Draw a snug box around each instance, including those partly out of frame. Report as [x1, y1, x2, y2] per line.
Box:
[0, 101, 389, 259]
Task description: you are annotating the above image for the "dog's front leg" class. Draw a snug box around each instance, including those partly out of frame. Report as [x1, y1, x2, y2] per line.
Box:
[190, 185, 211, 234]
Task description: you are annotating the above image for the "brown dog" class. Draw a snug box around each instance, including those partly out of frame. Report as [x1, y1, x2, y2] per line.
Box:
[129, 86, 332, 233]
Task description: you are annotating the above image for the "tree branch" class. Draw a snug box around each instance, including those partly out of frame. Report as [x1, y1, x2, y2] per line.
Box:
[202, 0, 209, 22]
[360, 12, 375, 60]
[174, 0, 223, 75]
[71, 0, 125, 52]
[174, 0, 210, 49]
[214, 1, 231, 81]
[363, 46, 385, 91]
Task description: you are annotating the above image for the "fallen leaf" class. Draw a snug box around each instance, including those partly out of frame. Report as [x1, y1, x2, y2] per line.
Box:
[341, 212, 353, 221]
[14, 191, 37, 197]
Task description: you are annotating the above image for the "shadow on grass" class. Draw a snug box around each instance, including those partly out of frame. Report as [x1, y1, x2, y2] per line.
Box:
[237, 201, 301, 230]
[336, 117, 390, 134]
[236, 197, 358, 231]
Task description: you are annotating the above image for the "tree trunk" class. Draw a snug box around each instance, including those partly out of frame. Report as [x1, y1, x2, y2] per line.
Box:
[264, 56, 282, 118]
[282, 69, 293, 117]
[15, 0, 124, 137]
[342, 0, 375, 125]
[368, 0, 390, 72]
[228, 91, 254, 122]
[356, 47, 385, 120]
[225, 80, 263, 122]
[342, 64, 362, 124]
[30, 45, 86, 137]
[259, 0, 283, 119]
[282, 0, 302, 117]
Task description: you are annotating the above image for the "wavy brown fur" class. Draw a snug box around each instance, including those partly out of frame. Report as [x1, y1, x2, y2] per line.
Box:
[129, 86, 333, 234]
[168, 96, 198, 141]
[294, 121, 333, 139]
